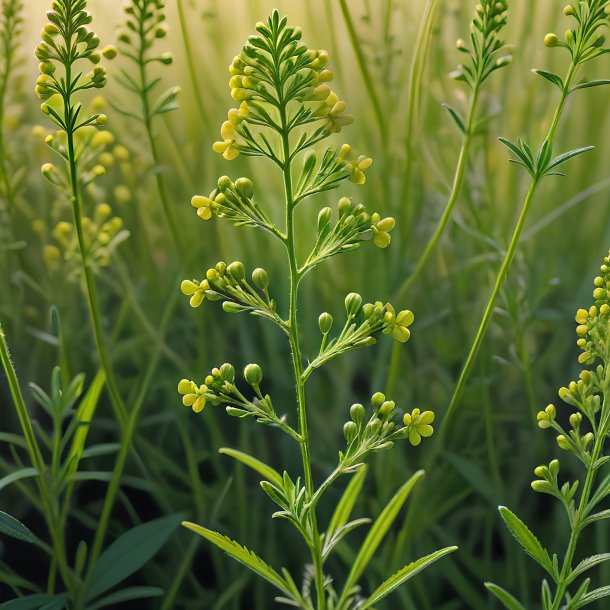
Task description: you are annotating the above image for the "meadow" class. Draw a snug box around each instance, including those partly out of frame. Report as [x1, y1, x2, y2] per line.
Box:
[0, 0, 610, 608]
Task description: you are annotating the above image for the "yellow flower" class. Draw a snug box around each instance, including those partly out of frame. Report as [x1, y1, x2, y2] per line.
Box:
[383, 305, 414, 342]
[191, 195, 213, 221]
[181, 279, 210, 307]
[178, 379, 208, 413]
[371, 215, 395, 248]
[403, 408, 435, 446]
[212, 121, 240, 160]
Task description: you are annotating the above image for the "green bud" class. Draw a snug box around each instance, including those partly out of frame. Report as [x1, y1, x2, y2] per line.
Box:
[531, 480, 553, 493]
[343, 421, 358, 443]
[350, 403, 365, 425]
[549, 459, 559, 476]
[217, 175, 232, 189]
[317, 207, 332, 232]
[220, 363, 235, 382]
[379, 400, 396, 418]
[338, 197, 352, 217]
[371, 392, 385, 409]
[318, 312, 333, 334]
[533, 465, 548, 478]
[227, 261, 245, 281]
[544, 33, 559, 47]
[557, 435, 571, 451]
[345, 292, 362, 316]
[252, 267, 269, 290]
[235, 177, 254, 199]
[244, 363, 263, 387]
[222, 301, 249, 313]
[569, 412, 582, 429]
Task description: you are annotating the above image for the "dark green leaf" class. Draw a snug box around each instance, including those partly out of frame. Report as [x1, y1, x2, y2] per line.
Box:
[532, 69, 564, 90]
[443, 104, 466, 133]
[0, 467, 40, 493]
[85, 515, 182, 602]
[546, 146, 595, 173]
[571, 79, 610, 92]
[498, 138, 534, 175]
[0, 512, 37, 544]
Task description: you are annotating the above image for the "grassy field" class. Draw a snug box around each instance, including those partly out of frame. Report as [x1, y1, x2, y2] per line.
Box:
[1, 0, 610, 608]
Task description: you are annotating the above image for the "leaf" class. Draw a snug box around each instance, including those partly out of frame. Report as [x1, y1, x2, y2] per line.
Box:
[532, 69, 564, 90]
[340, 471, 424, 600]
[545, 146, 595, 173]
[182, 522, 296, 599]
[0, 512, 37, 544]
[0, 467, 40, 493]
[359, 546, 457, 609]
[571, 79, 610, 92]
[322, 518, 371, 559]
[484, 582, 527, 610]
[86, 586, 163, 610]
[574, 585, 610, 608]
[85, 514, 181, 602]
[327, 464, 368, 540]
[443, 104, 466, 133]
[0, 595, 68, 610]
[499, 507, 555, 579]
[219, 447, 283, 487]
[498, 138, 534, 174]
[567, 553, 610, 585]
[583, 508, 610, 528]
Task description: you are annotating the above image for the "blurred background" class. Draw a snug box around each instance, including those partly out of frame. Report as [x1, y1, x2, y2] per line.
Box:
[2, 0, 610, 608]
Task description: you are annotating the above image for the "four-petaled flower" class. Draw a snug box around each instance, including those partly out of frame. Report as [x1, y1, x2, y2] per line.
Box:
[178, 379, 208, 413]
[403, 408, 435, 446]
[371, 214, 395, 248]
[191, 195, 214, 221]
[383, 305, 414, 342]
[181, 278, 209, 307]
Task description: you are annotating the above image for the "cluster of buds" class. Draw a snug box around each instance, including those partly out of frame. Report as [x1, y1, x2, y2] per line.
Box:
[118, 0, 171, 64]
[45, 203, 127, 273]
[190, 175, 272, 232]
[181, 260, 276, 321]
[212, 102, 249, 160]
[544, 1, 609, 61]
[337, 144, 372, 185]
[530, 459, 580, 510]
[452, 0, 511, 87]
[341, 393, 435, 463]
[306, 197, 395, 271]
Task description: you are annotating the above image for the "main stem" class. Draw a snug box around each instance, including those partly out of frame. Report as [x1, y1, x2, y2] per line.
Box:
[279, 107, 326, 610]
[441, 63, 575, 432]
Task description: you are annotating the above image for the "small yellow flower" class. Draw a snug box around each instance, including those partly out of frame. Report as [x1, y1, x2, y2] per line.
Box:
[178, 379, 208, 413]
[371, 215, 395, 248]
[212, 121, 240, 160]
[191, 195, 214, 220]
[181, 279, 210, 307]
[403, 408, 435, 446]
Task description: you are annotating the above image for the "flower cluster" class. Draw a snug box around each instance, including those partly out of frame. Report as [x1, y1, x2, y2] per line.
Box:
[536, 251, 610, 462]
[212, 12, 355, 162]
[35, 0, 110, 130]
[45, 203, 127, 274]
[544, 1, 610, 61]
[342, 393, 435, 463]
[452, 0, 511, 87]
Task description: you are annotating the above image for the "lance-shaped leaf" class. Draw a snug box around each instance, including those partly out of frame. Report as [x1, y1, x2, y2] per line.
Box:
[326, 464, 368, 541]
[219, 447, 283, 487]
[443, 104, 466, 133]
[532, 69, 564, 91]
[499, 506, 556, 579]
[566, 553, 610, 585]
[182, 522, 302, 603]
[338, 470, 424, 604]
[544, 146, 595, 175]
[359, 546, 457, 609]
[484, 582, 527, 610]
[0, 512, 38, 544]
[574, 585, 610, 609]
[571, 79, 610, 92]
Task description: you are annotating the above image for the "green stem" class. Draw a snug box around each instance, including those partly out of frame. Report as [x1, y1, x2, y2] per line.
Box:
[279, 103, 326, 610]
[441, 63, 575, 433]
[338, 0, 386, 142]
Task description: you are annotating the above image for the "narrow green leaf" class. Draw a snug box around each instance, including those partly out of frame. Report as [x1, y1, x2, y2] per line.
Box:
[443, 104, 466, 133]
[0, 512, 37, 544]
[0, 467, 39, 493]
[583, 509, 610, 527]
[546, 146, 595, 172]
[340, 470, 424, 602]
[571, 79, 610, 92]
[499, 506, 555, 578]
[0, 595, 68, 610]
[86, 586, 163, 610]
[485, 583, 526, 610]
[567, 554, 610, 585]
[359, 546, 457, 609]
[85, 514, 181, 602]
[322, 518, 371, 559]
[182, 522, 295, 599]
[219, 447, 283, 487]
[65, 370, 105, 481]
[575, 585, 610, 608]
[327, 464, 368, 539]
[498, 138, 534, 174]
[532, 69, 564, 90]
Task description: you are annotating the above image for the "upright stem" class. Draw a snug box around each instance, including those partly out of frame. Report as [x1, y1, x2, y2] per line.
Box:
[441, 63, 575, 432]
[279, 105, 326, 610]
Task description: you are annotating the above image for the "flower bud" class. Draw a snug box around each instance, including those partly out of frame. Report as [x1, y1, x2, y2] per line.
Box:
[252, 267, 268, 290]
[317, 207, 332, 232]
[220, 362, 235, 382]
[318, 312, 333, 334]
[227, 261, 245, 281]
[379, 400, 396, 418]
[549, 459, 559, 476]
[544, 33, 559, 47]
[556, 435, 571, 451]
[235, 177, 254, 199]
[244, 363, 262, 387]
[350, 403, 365, 425]
[345, 292, 362, 316]
[343, 421, 358, 443]
[371, 392, 385, 409]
